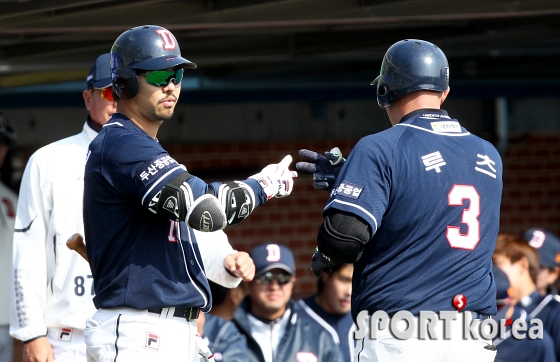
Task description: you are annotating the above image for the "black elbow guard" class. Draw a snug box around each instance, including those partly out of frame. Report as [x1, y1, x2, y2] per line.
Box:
[214, 181, 256, 226]
[149, 172, 193, 220]
[317, 210, 371, 264]
[186, 180, 255, 231]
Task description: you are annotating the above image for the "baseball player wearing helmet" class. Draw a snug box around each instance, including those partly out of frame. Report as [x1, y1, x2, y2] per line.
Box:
[0, 112, 17, 362]
[82, 25, 297, 362]
[298, 39, 502, 362]
[9, 54, 116, 362]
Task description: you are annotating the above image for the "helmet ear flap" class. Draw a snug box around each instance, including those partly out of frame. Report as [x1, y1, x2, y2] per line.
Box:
[111, 67, 139, 99]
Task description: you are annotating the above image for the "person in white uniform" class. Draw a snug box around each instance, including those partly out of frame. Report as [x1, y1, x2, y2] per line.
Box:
[9, 53, 116, 362]
[0, 112, 18, 362]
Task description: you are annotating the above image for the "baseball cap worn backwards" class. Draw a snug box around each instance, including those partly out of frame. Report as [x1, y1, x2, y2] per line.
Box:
[524, 228, 560, 268]
[87, 53, 112, 89]
[251, 243, 295, 277]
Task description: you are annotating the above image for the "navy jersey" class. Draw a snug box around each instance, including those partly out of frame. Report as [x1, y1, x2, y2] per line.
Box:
[296, 297, 355, 362]
[325, 109, 503, 318]
[517, 291, 560, 361]
[83, 114, 265, 310]
[494, 306, 556, 362]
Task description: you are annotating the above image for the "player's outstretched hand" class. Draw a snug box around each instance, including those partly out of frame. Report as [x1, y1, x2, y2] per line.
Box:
[224, 251, 255, 282]
[311, 247, 338, 277]
[296, 147, 345, 191]
[196, 332, 214, 361]
[250, 155, 298, 199]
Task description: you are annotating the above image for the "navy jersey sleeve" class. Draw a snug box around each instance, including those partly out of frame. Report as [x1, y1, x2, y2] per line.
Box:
[94, 126, 186, 208]
[97, 125, 266, 213]
[325, 135, 393, 234]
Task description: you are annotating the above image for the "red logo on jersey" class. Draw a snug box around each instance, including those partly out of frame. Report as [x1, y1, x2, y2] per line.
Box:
[2, 197, 15, 217]
[155, 29, 176, 50]
[452, 294, 467, 311]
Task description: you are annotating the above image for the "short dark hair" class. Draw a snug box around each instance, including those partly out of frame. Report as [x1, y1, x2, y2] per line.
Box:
[317, 264, 347, 294]
[209, 280, 229, 306]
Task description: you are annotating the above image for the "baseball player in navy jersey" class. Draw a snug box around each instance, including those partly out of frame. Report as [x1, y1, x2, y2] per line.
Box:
[9, 54, 116, 362]
[297, 39, 502, 362]
[0, 112, 17, 362]
[82, 25, 297, 362]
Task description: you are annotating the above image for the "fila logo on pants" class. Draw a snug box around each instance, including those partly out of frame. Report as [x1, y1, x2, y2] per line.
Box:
[145, 333, 160, 350]
[58, 328, 73, 342]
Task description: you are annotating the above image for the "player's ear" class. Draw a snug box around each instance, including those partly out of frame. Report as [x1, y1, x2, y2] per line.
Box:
[83, 89, 93, 111]
[518, 256, 530, 273]
[440, 86, 450, 105]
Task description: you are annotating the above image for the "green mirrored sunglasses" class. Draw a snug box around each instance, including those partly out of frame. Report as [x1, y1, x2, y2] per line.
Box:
[137, 68, 184, 87]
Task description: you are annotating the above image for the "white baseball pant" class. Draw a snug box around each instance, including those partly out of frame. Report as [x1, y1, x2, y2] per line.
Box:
[354, 312, 497, 362]
[84, 308, 198, 362]
[46, 327, 86, 361]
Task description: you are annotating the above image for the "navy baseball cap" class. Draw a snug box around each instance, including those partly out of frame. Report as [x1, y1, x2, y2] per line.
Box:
[250, 243, 295, 277]
[524, 228, 560, 268]
[492, 265, 510, 305]
[87, 53, 112, 89]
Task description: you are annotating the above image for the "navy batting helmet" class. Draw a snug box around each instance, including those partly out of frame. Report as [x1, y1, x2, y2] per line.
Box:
[110, 25, 197, 99]
[371, 39, 449, 108]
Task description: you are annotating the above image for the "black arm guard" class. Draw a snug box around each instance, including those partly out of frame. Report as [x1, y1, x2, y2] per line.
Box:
[317, 209, 371, 264]
[213, 181, 256, 226]
[149, 172, 193, 220]
[149, 175, 255, 232]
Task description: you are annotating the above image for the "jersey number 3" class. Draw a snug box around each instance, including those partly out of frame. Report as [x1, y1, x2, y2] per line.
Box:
[447, 185, 480, 250]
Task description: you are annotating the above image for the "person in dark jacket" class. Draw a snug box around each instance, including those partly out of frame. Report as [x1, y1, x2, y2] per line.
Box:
[232, 243, 343, 362]
[201, 313, 247, 362]
[296, 264, 355, 362]
[201, 280, 248, 362]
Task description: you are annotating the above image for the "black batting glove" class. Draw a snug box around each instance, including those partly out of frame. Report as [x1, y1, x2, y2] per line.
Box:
[296, 147, 345, 192]
[311, 247, 337, 277]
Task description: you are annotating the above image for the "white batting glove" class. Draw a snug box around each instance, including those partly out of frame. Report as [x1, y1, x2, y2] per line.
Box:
[195, 333, 213, 362]
[250, 155, 298, 199]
